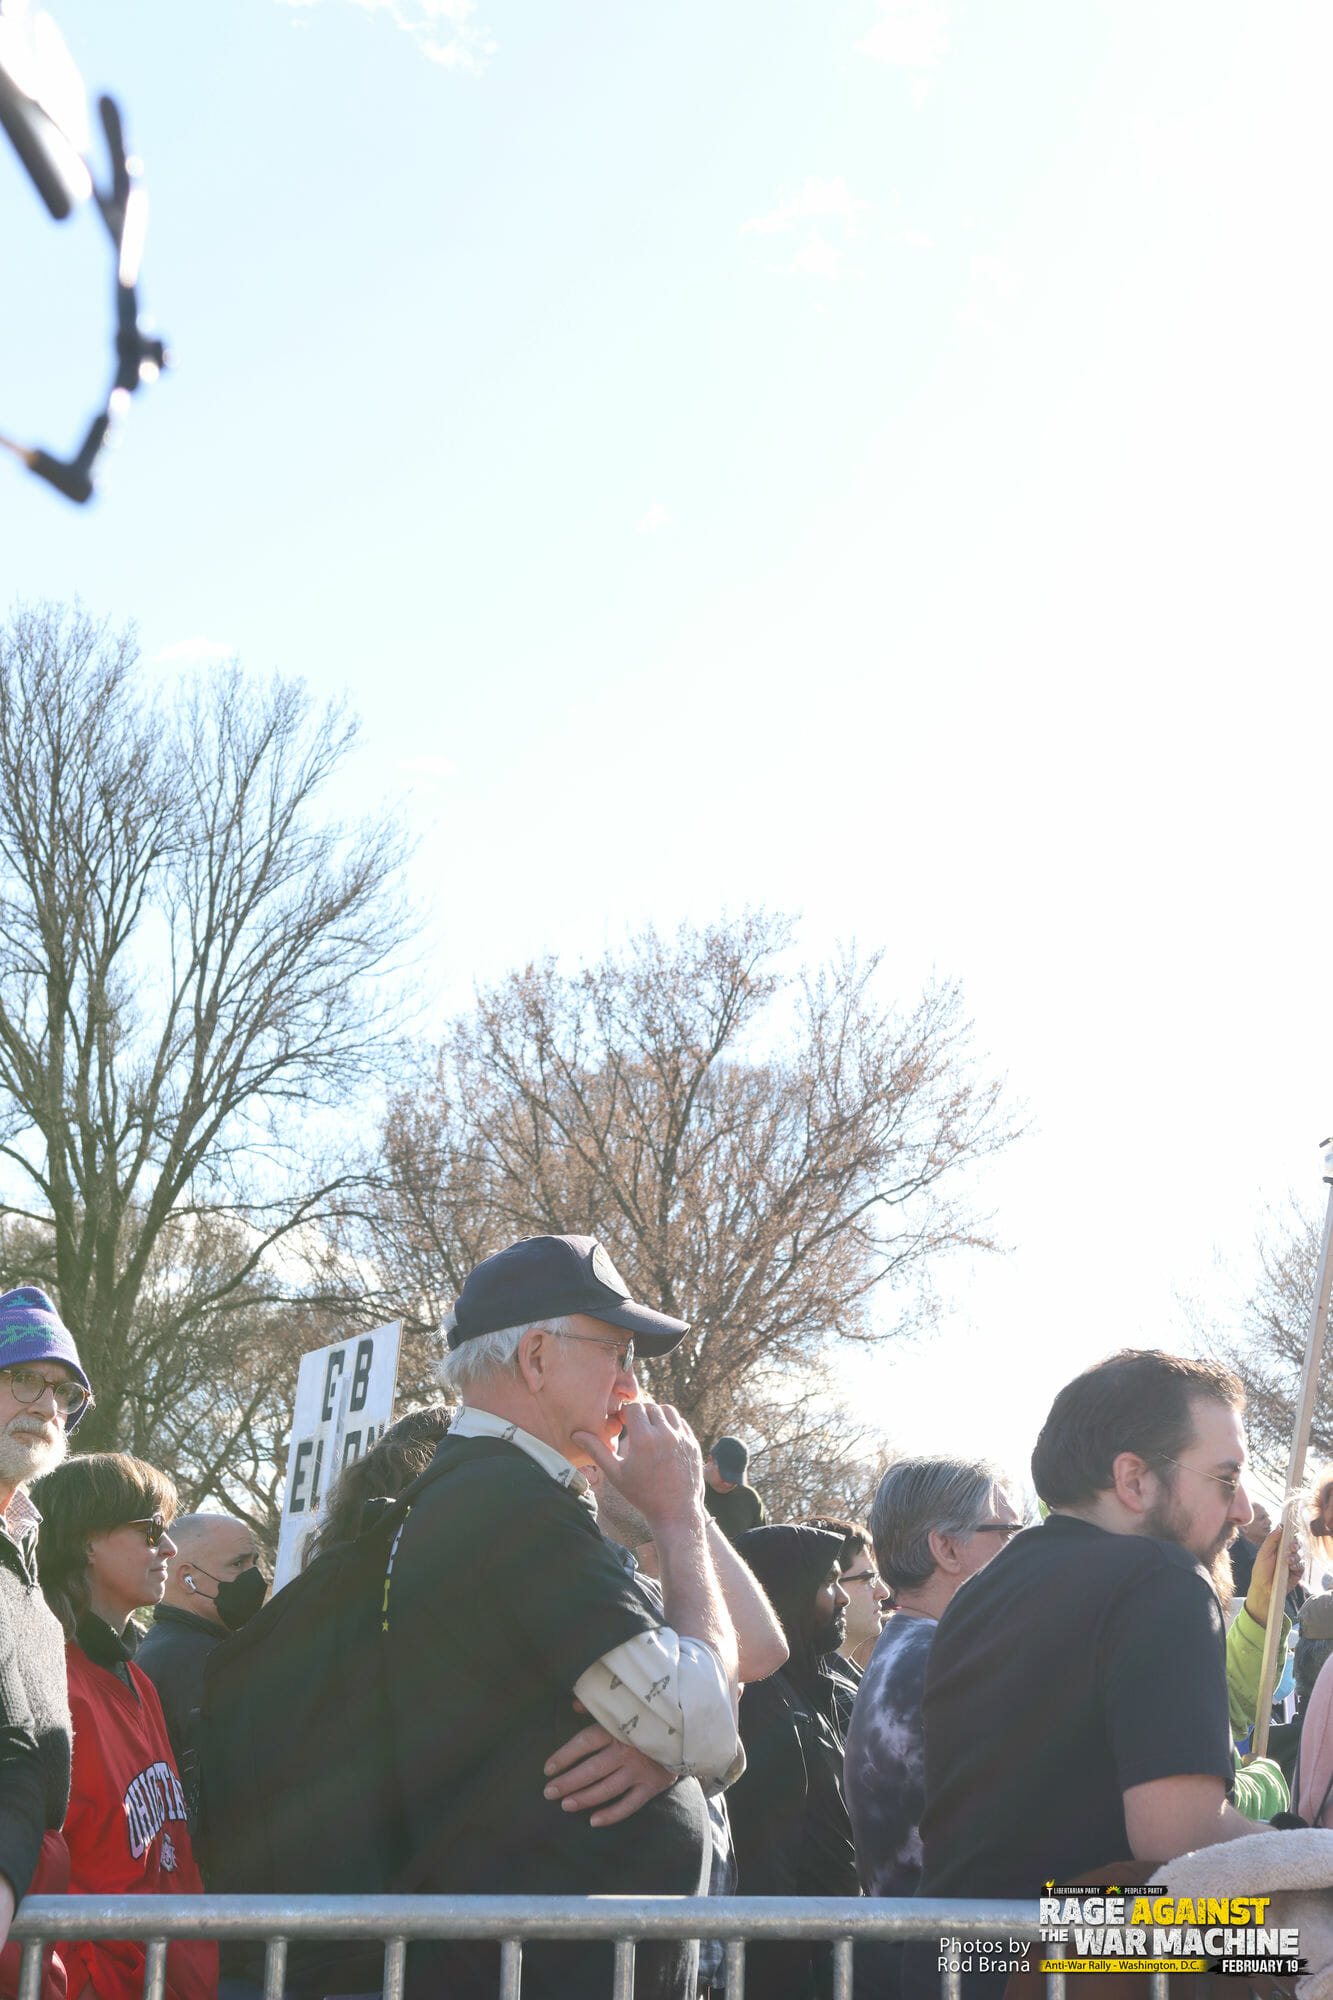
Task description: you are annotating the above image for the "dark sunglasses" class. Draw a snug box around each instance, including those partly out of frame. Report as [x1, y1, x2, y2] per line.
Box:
[124, 1513, 169, 1548]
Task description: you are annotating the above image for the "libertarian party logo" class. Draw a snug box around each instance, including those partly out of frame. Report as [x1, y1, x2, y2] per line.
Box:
[1038, 1884, 1305, 1978]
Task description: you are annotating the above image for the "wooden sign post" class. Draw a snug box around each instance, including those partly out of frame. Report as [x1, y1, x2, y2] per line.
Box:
[1249, 1142, 1333, 1760]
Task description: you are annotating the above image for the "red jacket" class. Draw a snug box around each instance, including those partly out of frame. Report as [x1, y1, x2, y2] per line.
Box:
[62, 1637, 216, 2000]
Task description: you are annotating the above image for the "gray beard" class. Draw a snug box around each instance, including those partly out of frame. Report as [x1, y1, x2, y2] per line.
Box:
[0, 1422, 68, 1492]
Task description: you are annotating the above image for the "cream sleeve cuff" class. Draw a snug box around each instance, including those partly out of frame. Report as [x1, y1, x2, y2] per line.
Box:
[574, 1627, 745, 1785]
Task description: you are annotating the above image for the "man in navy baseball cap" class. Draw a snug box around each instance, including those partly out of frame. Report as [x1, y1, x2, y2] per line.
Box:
[381, 1237, 787, 1999]
[445, 1234, 689, 1356]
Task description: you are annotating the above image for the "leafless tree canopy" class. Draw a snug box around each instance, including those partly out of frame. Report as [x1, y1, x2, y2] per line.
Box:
[1209, 1195, 1333, 1477]
[0, 602, 410, 1487]
[733, 1362, 896, 1521]
[360, 911, 1020, 1452]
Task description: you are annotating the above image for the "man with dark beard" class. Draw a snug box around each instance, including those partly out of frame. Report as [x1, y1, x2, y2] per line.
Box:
[728, 1525, 860, 2000]
[905, 1351, 1267, 2000]
[0, 1286, 93, 1986]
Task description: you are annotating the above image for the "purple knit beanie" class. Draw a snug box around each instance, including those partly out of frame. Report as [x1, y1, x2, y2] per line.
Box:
[0, 1287, 91, 1427]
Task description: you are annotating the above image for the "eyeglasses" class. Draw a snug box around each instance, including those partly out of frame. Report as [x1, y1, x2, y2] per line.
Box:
[0, 1367, 91, 1418]
[1157, 1456, 1245, 1500]
[557, 1330, 635, 1373]
[123, 1514, 169, 1548]
[968, 1521, 1024, 1537]
[842, 1568, 882, 1587]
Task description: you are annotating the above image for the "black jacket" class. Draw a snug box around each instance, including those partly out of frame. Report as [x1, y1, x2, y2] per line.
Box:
[0, 1513, 71, 1899]
[729, 1527, 860, 2000]
[135, 1604, 226, 1808]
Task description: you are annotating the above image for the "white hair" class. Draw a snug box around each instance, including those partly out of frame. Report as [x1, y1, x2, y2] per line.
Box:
[437, 1316, 573, 1398]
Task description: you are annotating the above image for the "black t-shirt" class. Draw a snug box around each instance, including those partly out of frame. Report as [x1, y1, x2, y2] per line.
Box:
[917, 1513, 1233, 1900]
[387, 1435, 709, 1999]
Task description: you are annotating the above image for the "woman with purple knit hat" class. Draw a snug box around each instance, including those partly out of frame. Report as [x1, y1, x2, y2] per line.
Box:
[0, 1284, 93, 2000]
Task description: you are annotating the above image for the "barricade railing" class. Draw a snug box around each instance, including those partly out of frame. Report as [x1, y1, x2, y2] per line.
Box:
[11, 1894, 1053, 2000]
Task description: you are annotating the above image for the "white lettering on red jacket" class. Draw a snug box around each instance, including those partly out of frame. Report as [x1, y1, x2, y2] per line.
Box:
[122, 1760, 188, 1860]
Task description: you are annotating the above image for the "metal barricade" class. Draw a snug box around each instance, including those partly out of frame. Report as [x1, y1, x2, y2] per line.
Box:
[11, 1893, 1047, 2000]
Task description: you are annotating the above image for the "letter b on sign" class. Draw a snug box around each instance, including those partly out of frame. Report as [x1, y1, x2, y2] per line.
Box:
[349, 1338, 374, 1413]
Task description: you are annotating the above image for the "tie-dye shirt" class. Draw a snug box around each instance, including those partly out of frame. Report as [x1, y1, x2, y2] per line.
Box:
[843, 1611, 936, 1896]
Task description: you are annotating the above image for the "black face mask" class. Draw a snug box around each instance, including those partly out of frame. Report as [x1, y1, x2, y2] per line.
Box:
[186, 1562, 267, 1631]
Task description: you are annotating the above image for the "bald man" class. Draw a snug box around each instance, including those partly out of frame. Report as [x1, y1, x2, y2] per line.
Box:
[136, 1514, 266, 1797]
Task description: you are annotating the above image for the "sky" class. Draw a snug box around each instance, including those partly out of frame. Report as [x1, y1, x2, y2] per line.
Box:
[4, 0, 1333, 1510]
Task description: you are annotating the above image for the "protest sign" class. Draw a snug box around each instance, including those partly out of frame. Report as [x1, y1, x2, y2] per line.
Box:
[272, 1320, 402, 1590]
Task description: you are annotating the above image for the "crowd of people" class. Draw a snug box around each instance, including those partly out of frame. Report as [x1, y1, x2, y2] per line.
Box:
[0, 1243, 1330, 2000]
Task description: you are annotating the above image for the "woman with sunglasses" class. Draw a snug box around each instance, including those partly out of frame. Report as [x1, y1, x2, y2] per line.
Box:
[31, 1454, 217, 2000]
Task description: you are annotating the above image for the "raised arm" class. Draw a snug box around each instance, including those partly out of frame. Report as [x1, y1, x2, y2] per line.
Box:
[705, 1518, 787, 1685]
[575, 1400, 738, 1684]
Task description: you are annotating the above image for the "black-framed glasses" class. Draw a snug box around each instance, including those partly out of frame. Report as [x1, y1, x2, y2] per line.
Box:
[123, 1513, 169, 1548]
[557, 1330, 635, 1373]
[1156, 1456, 1245, 1501]
[842, 1568, 882, 1587]
[0, 13, 167, 502]
[968, 1521, 1024, 1537]
[0, 1366, 90, 1418]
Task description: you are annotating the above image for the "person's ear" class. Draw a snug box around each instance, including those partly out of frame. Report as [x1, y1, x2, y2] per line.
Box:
[1110, 1450, 1156, 1516]
[517, 1325, 551, 1393]
[927, 1525, 964, 1577]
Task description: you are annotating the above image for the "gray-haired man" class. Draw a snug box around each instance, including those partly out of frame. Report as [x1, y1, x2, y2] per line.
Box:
[386, 1234, 783, 2000]
[844, 1458, 1019, 1906]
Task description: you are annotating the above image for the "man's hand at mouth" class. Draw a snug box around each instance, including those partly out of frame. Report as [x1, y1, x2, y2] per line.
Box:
[572, 1400, 704, 1535]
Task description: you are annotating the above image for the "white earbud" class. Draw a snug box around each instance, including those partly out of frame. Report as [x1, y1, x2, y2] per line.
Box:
[184, 1575, 197, 1592]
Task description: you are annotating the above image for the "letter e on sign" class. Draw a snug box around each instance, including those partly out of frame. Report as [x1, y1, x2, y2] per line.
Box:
[289, 1439, 314, 1513]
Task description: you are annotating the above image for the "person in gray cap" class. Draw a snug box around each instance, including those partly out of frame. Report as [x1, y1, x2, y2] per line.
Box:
[0, 1285, 93, 1986]
[384, 1234, 786, 2000]
[704, 1435, 767, 1543]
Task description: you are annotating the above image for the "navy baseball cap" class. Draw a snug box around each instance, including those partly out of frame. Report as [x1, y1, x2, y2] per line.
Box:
[710, 1437, 749, 1481]
[445, 1235, 689, 1357]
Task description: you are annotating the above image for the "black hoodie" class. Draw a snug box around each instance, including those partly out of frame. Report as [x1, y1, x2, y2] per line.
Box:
[727, 1527, 860, 2000]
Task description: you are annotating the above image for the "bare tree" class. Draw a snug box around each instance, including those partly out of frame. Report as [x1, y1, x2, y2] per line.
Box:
[359, 911, 1020, 1450]
[0, 601, 410, 1463]
[729, 1364, 895, 1521]
[1207, 1195, 1333, 1477]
